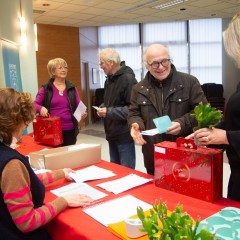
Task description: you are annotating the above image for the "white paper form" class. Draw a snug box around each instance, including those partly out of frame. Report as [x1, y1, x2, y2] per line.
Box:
[96, 174, 153, 194]
[141, 128, 159, 136]
[50, 182, 108, 200]
[83, 194, 152, 226]
[69, 165, 116, 183]
[73, 101, 87, 121]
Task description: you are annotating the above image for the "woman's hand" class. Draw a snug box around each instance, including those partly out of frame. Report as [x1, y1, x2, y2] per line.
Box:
[63, 194, 94, 208]
[194, 127, 229, 146]
[40, 107, 49, 117]
[81, 111, 88, 120]
[62, 168, 75, 181]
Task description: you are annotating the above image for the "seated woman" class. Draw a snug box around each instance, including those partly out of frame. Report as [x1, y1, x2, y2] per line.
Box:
[0, 88, 93, 240]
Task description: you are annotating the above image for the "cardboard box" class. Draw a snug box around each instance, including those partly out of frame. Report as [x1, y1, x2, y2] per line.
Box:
[29, 143, 101, 170]
[33, 116, 63, 146]
[154, 138, 223, 202]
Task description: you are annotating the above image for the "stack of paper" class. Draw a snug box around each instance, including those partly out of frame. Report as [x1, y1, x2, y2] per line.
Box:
[83, 194, 152, 226]
[97, 174, 153, 194]
[50, 182, 108, 200]
[69, 165, 116, 183]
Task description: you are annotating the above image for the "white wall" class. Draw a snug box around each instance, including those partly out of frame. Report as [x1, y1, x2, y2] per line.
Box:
[0, 0, 38, 133]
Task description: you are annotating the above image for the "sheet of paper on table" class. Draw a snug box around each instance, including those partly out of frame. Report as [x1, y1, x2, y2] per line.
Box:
[50, 182, 108, 200]
[97, 174, 153, 194]
[83, 194, 152, 226]
[69, 165, 116, 183]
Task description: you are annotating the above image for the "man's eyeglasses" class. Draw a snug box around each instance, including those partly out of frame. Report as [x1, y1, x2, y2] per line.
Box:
[148, 59, 171, 69]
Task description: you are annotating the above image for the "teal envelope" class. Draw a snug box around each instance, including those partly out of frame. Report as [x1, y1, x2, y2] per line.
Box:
[153, 116, 172, 134]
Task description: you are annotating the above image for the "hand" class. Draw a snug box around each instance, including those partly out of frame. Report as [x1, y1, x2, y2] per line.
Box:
[166, 121, 181, 135]
[81, 111, 88, 120]
[184, 133, 195, 148]
[97, 107, 107, 118]
[62, 168, 75, 181]
[63, 194, 94, 208]
[131, 123, 147, 145]
[194, 127, 229, 146]
[40, 107, 49, 117]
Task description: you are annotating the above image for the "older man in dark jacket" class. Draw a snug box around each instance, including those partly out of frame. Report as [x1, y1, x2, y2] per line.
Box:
[128, 44, 208, 175]
[97, 48, 137, 169]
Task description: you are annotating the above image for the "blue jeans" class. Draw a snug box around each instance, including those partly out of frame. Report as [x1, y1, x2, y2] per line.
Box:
[109, 142, 136, 169]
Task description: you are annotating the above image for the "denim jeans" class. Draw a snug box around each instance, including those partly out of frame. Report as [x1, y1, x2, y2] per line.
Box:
[109, 142, 136, 169]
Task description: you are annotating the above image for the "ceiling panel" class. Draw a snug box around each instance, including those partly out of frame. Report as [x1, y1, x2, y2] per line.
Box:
[32, 0, 239, 27]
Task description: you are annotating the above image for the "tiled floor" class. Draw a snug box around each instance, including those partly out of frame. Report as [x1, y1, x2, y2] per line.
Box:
[78, 121, 146, 173]
[78, 121, 230, 198]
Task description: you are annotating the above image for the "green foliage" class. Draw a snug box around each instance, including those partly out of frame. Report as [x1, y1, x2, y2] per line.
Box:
[137, 200, 216, 240]
[191, 103, 223, 128]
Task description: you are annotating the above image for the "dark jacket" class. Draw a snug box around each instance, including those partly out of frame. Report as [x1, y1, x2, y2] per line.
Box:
[102, 65, 137, 143]
[0, 143, 51, 240]
[43, 78, 79, 136]
[128, 64, 208, 173]
[216, 83, 240, 169]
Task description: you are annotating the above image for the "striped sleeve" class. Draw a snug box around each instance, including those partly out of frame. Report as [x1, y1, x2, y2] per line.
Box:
[1, 159, 68, 232]
[36, 169, 65, 185]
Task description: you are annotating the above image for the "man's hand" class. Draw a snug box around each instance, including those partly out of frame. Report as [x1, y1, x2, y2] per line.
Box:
[97, 107, 107, 118]
[131, 123, 147, 145]
[166, 121, 181, 135]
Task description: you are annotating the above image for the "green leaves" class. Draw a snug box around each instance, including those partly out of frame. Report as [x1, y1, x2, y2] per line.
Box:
[191, 103, 223, 128]
[137, 200, 216, 240]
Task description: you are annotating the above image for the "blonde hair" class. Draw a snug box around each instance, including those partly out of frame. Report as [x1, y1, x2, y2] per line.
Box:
[223, 12, 240, 68]
[47, 58, 68, 77]
[0, 88, 35, 145]
[99, 48, 121, 64]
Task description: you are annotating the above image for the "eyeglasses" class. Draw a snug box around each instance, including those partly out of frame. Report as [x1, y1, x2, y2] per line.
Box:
[148, 59, 171, 69]
[57, 66, 68, 70]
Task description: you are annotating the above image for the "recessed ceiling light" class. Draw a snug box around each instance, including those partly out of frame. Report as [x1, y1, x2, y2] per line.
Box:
[153, 0, 188, 10]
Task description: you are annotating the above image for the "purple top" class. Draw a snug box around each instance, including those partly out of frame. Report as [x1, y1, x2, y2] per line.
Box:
[34, 84, 80, 130]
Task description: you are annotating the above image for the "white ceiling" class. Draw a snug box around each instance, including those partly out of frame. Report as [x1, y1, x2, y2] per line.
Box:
[32, 0, 240, 27]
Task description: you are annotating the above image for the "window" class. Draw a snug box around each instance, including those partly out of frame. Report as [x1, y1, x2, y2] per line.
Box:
[98, 18, 222, 86]
[189, 19, 222, 84]
[98, 24, 141, 86]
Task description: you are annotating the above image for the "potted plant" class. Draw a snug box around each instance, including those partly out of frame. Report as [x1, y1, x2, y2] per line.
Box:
[137, 199, 216, 240]
[191, 103, 223, 129]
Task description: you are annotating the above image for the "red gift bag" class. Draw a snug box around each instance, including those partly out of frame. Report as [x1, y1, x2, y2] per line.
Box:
[154, 137, 223, 202]
[33, 116, 63, 146]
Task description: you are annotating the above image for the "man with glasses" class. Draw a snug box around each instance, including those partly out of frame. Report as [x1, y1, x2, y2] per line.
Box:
[128, 44, 207, 175]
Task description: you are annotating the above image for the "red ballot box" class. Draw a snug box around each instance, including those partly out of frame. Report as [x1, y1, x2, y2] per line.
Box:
[154, 137, 223, 202]
[33, 116, 63, 146]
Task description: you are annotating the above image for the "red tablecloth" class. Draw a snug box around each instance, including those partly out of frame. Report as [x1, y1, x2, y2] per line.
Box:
[17, 135, 240, 240]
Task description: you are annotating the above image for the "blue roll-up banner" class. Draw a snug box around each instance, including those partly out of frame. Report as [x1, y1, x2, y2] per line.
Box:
[2, 40, 23, 91]
[1, 40, 27, 135]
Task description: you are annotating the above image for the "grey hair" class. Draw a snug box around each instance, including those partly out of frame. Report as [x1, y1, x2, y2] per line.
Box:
[47, 58, 68, 77]
[143, 44, 171, 68]
[99, 48, 121, 64]
[223, 12, 240, 68]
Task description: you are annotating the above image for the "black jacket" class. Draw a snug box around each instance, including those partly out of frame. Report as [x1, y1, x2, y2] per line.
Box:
[128, 64, 208, 173]
[102, 65, 137, 143]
